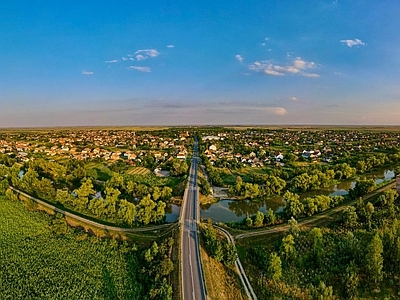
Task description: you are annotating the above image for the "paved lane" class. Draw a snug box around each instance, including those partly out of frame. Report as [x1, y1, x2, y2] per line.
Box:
[181, 140, 206, 300]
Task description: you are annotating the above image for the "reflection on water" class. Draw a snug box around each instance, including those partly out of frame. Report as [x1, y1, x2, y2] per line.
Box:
[165, 204, 180, 223]
[200, 168, 395, 223]
[200, 197, 285, 223]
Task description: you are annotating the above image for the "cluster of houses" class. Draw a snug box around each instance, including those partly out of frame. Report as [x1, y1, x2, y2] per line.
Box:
[199, 128, 400, 167]
[0, 130, 190, 163]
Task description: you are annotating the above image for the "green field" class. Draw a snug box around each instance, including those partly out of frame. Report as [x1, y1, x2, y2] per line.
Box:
[0, 196, 145, 299]
[127, 167, 151, 175]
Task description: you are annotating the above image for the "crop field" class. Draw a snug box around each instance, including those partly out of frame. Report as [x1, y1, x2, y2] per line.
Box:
[127, 167, 150, 175]
[0, 196, 144, 299]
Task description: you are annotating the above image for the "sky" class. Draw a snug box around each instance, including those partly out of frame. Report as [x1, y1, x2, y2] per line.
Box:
[1, 0, 400, 127]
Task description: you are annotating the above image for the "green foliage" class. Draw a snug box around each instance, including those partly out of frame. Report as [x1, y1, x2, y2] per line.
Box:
[343, 261, 359, 299]
[0, 195, 155, 299]
[201, 224, 237, 266]
[283, 191, 304, 219]
[265, 208, 276, 225]
[268, 252, 282, 281]
[309, 281, 334, 300]
[349, 178, 376, 199]
[342, 206, 358, 229]
[198, 176, 211, 196]
[281, 234, 296, 262]
[254, 211, 264, 227]
[365, 233, 383, 284]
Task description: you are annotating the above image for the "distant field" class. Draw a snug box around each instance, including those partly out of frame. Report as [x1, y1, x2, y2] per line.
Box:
[0, 126, 170, 132]
[127, 167, 150, 175]
[0, 196, 145, 299]
[224, 125, 400, 132]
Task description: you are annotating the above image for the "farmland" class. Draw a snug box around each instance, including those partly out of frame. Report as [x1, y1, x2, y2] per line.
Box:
[127, 166, 151, 175]
[0, 195, 146, 299]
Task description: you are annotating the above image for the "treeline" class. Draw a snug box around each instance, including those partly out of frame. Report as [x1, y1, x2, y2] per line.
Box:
[248, 189, 400, 299]
[142, 239, 175, 299]
[228, 175, 286, 200]
[199, 145, 400, 197]
[0, 159, 175, 226]
[230, 176, 388, 231]
[200, 222, 237, 266]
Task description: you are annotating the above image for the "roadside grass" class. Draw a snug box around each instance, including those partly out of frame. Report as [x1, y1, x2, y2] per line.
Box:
[199, 245, 245, 300]
[171, 227, 182, 300]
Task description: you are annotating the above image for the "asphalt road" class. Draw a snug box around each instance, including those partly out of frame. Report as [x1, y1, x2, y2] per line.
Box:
[181, 140, 206, 300]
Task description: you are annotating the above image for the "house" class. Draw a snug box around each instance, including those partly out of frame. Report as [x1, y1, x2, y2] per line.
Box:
[274, 152, 284, 161]
[209, 144, 217, 151]
[177, 152, 186, 159]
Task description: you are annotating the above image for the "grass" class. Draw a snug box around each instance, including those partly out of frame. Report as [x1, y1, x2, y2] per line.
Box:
[199, 246, 245, 300]
[0, 195, 146, 299]
[171, 227, 182, 300]
[126, 167, 150, 175]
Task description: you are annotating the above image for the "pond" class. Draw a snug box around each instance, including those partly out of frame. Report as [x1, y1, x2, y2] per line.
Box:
[200, 168, 395, 223]
[165, 204, 181, 223]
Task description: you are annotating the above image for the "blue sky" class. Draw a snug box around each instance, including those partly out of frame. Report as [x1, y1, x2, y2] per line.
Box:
[1, 1, 400, 127]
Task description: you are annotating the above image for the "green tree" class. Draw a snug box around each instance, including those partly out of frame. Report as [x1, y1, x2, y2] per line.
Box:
[283, 191, 303, 219]
[366, 233, 383, 284]
[254, 211, 264, 227]
[56, 188, 73, 206]
[104, 187, 120, 217]
[309, 281, 334, 300]
[245, 217, 253, 228]
[223, 243, 237, 266]
[268, 252, 282, 281]
[288, 217, 300, 237]
[343, 261, 359, 300]
[281, 234, 296, 262]
[364, 202, 374, 230]
[136, 195, 156, 225]
[309, 227, 323, 266]
[0, 179, 9, 194]
[117, 199, 136, 225]
[73, 178, 95, 210]
[343, 206, 358, 229]
[265, 208, 276, 225]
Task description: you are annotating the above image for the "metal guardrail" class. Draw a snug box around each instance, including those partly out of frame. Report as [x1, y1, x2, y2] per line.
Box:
[214, 225, 258, 300]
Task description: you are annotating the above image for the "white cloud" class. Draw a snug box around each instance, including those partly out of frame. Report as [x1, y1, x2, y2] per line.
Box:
[235, 54, 244, 62]
[340, 38, 365, 47]
[293, 58, 315, 69]
[289, 97, 298, 101]
[82, 71, 94, 75]
[264, 68, 284, 76]
[122, 57, 128, 61]
[105, 59, 118, 63]
[274, 65, 300, 74]
[265, 107, 287, 115]
[136, 54, 146, 61]
[249, 57, 319, 78]
[302, 73, 320, 78]
[128, 66, 151, 72]
[134, 49, 160, 59]
[167, 45, 175, 48]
